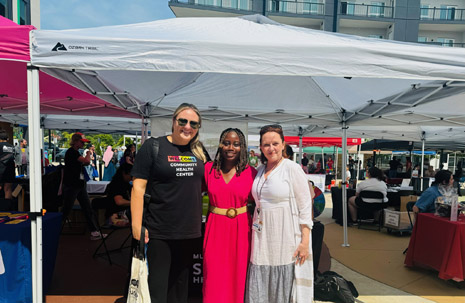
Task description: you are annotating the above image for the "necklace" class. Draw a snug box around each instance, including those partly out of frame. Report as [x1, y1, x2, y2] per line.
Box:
[256, 157, 283, 200]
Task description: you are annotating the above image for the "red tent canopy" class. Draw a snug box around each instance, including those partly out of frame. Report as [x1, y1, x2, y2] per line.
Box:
[285, 136, 361, 148]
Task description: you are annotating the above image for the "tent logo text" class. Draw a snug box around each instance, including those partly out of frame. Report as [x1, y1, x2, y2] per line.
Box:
[51, 43, 98, 52]
[52, 42, 67, 51]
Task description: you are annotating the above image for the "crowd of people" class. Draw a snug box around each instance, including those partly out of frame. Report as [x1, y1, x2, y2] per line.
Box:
[3, 101, 465, 303]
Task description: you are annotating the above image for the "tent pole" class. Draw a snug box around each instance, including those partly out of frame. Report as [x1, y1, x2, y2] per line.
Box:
[298, 135, 303, 164]
[420, 132, 425, 190]
[356, 143, 361, 181]
[341, 115, 349, 247]
[321, 147, 325, 172]
[335, 146, 338, 181]
[27, 64, 43, 303]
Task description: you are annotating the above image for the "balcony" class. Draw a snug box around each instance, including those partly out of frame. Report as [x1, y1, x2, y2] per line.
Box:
[419, 41, 465, 48]
[339, 2, 393, 19]
[268, 0, 324, 16]
[420, 7, 465, 21]
[169, 0, 253, 12]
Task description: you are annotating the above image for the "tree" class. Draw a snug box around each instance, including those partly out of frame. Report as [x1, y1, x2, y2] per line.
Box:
[87, 134, 115, 156]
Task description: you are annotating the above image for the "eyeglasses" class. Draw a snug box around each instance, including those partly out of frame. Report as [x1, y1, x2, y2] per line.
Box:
[176, 118, 200, 129]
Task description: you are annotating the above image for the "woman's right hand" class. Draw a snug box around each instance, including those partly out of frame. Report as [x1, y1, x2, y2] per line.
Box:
[132, 225, 150, 244]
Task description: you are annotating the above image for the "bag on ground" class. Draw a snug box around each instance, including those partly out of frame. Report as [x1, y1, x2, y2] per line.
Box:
[314, 271, 359, 303]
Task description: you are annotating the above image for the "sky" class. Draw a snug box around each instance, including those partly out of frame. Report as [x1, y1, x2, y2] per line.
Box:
[41, 0, 175, 30]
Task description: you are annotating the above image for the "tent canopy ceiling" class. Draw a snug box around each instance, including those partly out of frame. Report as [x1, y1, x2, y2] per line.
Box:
[0, 114, 147, 134]
[29, 14, 465, 139]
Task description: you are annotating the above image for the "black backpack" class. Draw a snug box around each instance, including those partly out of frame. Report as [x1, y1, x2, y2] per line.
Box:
[314, 271, 359, 303]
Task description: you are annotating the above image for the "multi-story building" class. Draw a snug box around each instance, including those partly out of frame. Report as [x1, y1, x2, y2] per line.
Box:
[168, 0, 465, 47]
[0, 0, 40, 28]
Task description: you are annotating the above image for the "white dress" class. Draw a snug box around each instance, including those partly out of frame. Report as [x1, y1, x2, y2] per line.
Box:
[246, 159, 313, 303]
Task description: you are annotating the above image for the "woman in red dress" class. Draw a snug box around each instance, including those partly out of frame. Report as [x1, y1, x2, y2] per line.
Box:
[203, 128, 257, 303]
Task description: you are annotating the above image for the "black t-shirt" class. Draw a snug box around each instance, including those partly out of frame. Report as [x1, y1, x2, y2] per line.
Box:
[131, 136, 205, 240]
[105, 177, 131, 218]
[301, 157, 309, 166]
[0, 142, 15, 182]
[63, 147, 85, 187]
[389, 159, 398, 170]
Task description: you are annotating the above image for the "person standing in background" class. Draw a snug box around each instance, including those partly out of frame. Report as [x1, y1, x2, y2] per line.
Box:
[102, 146, 116, 181]
[14, 138, 28, 176]
[84, 144, 97, 180]
[0, 130, 15, 202]
[248, 150, 259, 168]
[62, 132, 103, 240]
[301, 153, 309, 173]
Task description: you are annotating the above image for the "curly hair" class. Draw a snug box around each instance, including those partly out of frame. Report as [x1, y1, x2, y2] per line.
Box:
[211, 128, 249, 177]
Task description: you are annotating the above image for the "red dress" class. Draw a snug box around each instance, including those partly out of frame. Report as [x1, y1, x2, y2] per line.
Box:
[203, 162, 257, 303]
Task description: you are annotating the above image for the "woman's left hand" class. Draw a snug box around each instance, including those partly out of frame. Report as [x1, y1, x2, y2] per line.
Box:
[293, 242, 310, 266]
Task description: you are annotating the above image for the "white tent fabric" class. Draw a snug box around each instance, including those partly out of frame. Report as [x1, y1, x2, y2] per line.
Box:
[30, 15, 465, 129]
[24, 16, 465, 294]
[0, 114, 147, 134]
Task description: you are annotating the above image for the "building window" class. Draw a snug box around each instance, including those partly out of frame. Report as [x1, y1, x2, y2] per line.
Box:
[341, 1, 355, 15]
[369, 2, 385, 17]
[437, 38, 455, 47]
[440, 5, 457, 20]
[19, 0, 30, 25]
[0, 0, 11, 19]
[417, 37, 428, 43]
[420, 5, 430, 19]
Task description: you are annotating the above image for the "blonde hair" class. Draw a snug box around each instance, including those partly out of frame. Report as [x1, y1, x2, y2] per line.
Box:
[172, 103, 207, 163]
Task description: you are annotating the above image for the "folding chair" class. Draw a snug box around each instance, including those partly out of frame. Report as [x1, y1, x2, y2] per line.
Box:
[356, 190, 388, 231]
[92, 196, 132, 265]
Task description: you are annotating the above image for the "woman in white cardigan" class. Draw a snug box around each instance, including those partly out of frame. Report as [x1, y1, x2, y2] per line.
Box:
[246, 124, 313, 303]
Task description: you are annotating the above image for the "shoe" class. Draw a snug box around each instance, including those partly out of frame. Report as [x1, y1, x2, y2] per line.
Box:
[90, 231, 108, 240]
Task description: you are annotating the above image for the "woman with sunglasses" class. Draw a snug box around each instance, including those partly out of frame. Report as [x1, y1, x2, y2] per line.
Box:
[246, 125, 313, 303]
[131, 103, 209, 303]
[203, 128, 257, 303]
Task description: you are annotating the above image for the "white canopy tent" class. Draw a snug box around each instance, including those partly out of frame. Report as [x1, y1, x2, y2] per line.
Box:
[0, 113, 148, 134]
[24, 15, 465, 302]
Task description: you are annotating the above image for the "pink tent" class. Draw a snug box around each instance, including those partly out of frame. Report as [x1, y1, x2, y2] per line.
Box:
[0, 16, 138, 118]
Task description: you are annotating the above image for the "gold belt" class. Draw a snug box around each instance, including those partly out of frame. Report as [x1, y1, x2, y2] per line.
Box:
[209, 205, 248, 219]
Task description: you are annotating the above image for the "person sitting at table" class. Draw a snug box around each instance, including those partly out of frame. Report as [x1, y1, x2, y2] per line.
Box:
[413, 170, 454, 214]
[104, 163, 133, 226]
[348, 166, 388, 223]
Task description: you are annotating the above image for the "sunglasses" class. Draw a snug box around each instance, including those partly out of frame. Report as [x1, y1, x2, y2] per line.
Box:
[176, 118, 200, 129]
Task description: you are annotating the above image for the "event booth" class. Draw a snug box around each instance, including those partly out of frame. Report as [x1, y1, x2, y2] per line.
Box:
[4, 14, 465, 301]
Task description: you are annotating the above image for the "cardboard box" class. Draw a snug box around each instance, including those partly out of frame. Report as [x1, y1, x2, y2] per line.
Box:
[384, 209, 413, 230]
[400, 195, 418, 212]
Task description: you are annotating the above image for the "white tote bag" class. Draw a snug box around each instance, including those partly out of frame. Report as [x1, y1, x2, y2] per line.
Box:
[127, 227, 151, 303]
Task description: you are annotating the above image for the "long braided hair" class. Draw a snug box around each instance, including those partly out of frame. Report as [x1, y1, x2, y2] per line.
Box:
[211, 128, 249, 178]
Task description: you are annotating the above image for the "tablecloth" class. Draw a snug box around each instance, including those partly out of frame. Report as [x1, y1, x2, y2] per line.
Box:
[405, 213, 465, 281]
[0, 212, 62, 302]
[86, 180, 110, 194]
